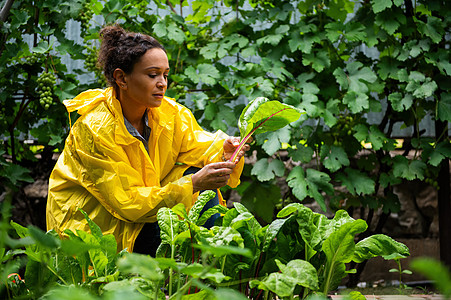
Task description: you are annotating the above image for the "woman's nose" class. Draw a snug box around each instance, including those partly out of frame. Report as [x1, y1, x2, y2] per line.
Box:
[157, 78, 166, 89]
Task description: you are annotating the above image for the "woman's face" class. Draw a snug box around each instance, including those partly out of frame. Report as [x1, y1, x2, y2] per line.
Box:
[122, 48, 169, 110]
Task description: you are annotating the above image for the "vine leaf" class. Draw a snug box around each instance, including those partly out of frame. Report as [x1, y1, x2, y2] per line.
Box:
[336, 168, 376, 196]
[392, 156, 426, 180]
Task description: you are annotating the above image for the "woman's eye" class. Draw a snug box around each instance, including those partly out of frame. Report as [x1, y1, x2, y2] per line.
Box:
[148, 74, 157, 78]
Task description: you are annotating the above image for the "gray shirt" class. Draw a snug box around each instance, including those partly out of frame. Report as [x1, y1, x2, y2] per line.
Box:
[124, 110, 151, 153]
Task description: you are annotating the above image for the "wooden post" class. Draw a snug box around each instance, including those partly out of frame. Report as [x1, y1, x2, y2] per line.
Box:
[435, 119, 451, 270]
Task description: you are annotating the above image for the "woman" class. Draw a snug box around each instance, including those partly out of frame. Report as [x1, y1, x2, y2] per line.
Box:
[46, 25, 250, 255]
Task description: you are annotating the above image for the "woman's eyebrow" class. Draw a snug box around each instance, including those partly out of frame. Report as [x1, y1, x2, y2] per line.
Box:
[145, 66, 170, 71]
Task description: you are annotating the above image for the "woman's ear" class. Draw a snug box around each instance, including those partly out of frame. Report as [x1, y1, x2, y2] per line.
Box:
[113, 68, 127, 90]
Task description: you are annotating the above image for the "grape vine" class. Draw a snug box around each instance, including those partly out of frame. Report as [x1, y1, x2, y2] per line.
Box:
[84, 45, 107, 87]
[76, 0, 94, 33]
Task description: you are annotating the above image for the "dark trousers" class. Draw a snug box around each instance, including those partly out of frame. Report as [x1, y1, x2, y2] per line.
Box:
[133, 167, 220, 256]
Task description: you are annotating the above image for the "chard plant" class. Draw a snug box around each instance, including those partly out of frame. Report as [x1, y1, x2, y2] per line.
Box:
[1, 192, 409, 300]
[155, 192, 409, 299]
[229, 97, 304, 162]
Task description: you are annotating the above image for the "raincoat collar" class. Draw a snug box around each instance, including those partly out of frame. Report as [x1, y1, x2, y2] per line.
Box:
[63, 87, 176, 146]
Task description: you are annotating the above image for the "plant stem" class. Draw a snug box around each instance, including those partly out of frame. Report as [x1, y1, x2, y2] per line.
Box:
[229, 107, 290, 162]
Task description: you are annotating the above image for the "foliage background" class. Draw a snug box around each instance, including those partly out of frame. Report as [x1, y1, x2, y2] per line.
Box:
[0, 0, 450, 277]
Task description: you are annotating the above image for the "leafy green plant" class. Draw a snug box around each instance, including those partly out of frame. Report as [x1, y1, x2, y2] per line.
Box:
[410, 257, 451, 298]
[0, 191, 410, 299]
[154, 192, 409, 299]
[389, 257, 412, 291]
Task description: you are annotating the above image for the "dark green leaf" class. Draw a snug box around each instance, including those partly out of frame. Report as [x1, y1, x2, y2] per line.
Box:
[251, 158, 285, 182]
[323, 146, 350, 172]
[336, 168, 375, 196]
[353, 234, 410, 263]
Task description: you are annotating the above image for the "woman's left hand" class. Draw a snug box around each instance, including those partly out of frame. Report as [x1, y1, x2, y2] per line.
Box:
[222, 136, 252, 164]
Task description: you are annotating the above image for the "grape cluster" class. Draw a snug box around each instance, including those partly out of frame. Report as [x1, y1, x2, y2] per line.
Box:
[424, 168, 439, 190]
[84, 47, 97, 70]
[77, 1, 93, 33]
[84, 46, 107, 87]
[23, 52, 43, 65]
[332, 114, 358, 146]
[37, 72, 56, 109]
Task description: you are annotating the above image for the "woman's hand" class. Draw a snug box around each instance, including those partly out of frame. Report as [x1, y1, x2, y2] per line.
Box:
[222, 136, 252, 163]
[191, 162, 236, 193]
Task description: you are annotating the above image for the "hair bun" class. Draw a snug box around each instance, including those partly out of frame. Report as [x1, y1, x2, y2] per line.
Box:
[99, 24, 126, 46]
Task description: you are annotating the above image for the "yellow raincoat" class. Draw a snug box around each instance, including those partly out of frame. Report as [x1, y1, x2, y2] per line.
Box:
[46, 87, 243, 252]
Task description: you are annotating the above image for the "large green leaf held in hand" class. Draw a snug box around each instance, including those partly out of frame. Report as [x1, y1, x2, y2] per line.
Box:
[238, 97, 303, 139]
[230, 97, 304, 161]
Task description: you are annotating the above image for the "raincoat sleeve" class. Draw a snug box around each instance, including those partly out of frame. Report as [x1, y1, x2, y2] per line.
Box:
[66, 119, 194, 224]
[174, 106, 244, 188]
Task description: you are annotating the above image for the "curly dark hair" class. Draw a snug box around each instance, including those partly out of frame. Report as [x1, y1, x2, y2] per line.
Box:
[97, 24, 166, 89]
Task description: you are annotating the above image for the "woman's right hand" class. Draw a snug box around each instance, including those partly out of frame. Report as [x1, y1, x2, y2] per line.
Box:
[191, 162, 236, 193]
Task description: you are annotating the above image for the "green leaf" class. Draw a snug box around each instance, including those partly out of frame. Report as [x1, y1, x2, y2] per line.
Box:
[78, 209, 103, 240]
[368, 125, 392, 151]
[251, 158, 285, 181]
[388, 92, 413, 112]
[412, 79, 437, 98]
[371, 0, 392, 13]
[207, 226, 244, 248]
[323, 145, 350, 172]
[410, 258, 451, 298]
[353, 234, 410, 263]
[322, 219, 368, 292]
[437, 92, 451, 122]
[336, 168, 375, 196]
[428, 141, 451, 166]
[152, 22, 167, 38]
[302, 51, 331, 72]
[188, 190, 216, 223]
[32, 41, 52, 54]
[327, 0, 355, 22]
[287, 166, 308, 202]
[392, 156, 426, 180]
[117, 253, 164, 281]
[260, 127, 291, 156]
[241, 182, 281, 224]
[57, 256, 83, 286]
[417, 16, 444, 43]
[193, 243, 252, 258]
[55, 81, 77, 100]
[343, 92, 369, 113]
[213, 288, 249, 300]
[197, 205, 228, 226]
[238, 97, 303, 140]
[344, 22, 366, 42]
[198, 64, 220, 85]
[335, 62, 377, 94]
[2, 164, 33, 185]
[262, 218, 289, 252]
[287, 167, 333, 212]
[257, 34, 283, 46]
[254, 272, 297, 297]
[289, 143, 314, 163]
[60, 238, 97, 256]
[157, 207, 181, 245]
[276, 259, 319, 290]
[375, 11, 401, 35]
[10, 9, 30, 28]
[77, 230, 108, 277]
[28, 226, 60, 249]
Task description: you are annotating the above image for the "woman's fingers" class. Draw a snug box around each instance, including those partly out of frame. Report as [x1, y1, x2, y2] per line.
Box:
[191, 162, 236, 192]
